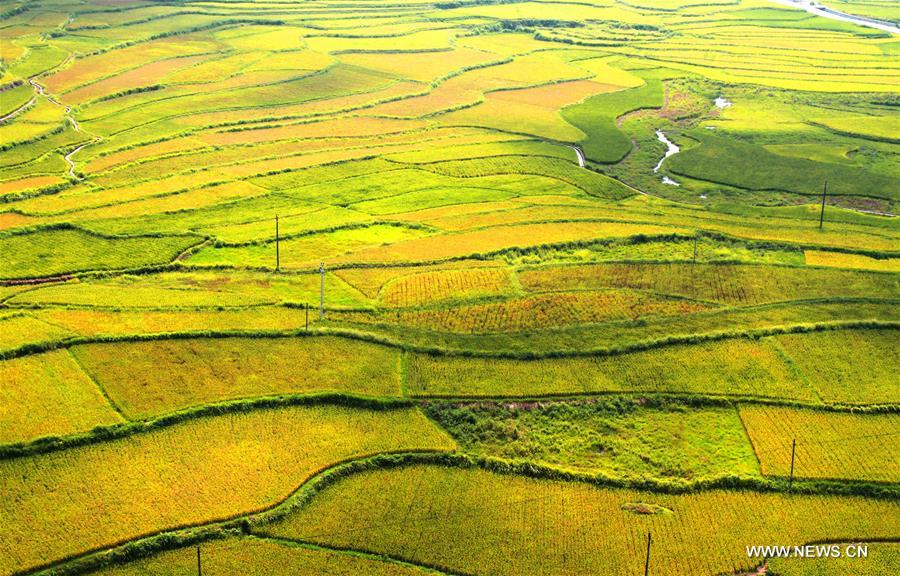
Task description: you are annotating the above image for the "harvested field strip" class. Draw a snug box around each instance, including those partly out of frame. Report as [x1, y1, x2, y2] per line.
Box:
[518, 262, 899, 306]
[70, 336, 403, 419]
[740, 406, 900, 483]
[0, 405, 454, 576]
[263, 464, 900, 576]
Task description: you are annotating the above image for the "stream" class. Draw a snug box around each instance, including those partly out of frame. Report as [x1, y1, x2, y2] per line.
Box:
[766, 0, 899, 35]
[27, 69, 95, 180]
[653, 130, 680, 186]
[571, 145, 586, 168]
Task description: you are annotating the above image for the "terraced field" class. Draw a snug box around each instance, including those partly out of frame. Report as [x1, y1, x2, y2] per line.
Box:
[1, 0, 897, 574]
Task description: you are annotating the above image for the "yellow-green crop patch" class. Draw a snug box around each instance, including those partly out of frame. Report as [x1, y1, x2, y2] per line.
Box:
[86, 537, 441, 576]
[0, 227, 199, 280]
[740, 406, 900, 483]
[264, 464, 899, 576]
[406, 328, 897, 402]
[0, 405, 454, 575]
[70, 336, 402, 419]
[0, 350, 123, 444]
[2, 1, 898, 572]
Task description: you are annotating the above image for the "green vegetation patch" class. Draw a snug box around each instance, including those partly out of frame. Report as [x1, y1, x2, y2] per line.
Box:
[426, 399, 759, 480]
[561, 77, 663, 164]
[668, 131, 899, 204]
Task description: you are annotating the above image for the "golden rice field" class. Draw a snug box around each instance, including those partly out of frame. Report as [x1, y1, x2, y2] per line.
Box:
[262, 464, 900, 576]
[69, 336, 403, 419]
[739, 406, 900, 483]
[1, 0, 897, 573]
[0, 405, 454, 575]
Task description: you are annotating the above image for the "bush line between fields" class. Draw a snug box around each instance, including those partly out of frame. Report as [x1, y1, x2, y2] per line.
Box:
[3, 226, 898, 285]
[23, 452, 900, 576]
[5, 390, 896, 461]
[2, 318, 896, 363]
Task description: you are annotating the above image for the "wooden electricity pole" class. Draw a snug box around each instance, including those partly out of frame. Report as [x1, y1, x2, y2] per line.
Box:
[789, 438, 796, 491]
[275, 214, 280, 272]
[819, 181, 827, 230]
[319, 262, 325, 319]
[644, 532, 652, 576]
[197, 546, 201, 576]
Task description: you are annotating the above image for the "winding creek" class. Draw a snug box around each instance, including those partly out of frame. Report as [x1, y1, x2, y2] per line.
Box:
[27, 68, 95, 180]
[571, 145, 586, 168]
[766, 0, 900, 35]
[652, 95, 733, 186]
[653, 130, 680, 186]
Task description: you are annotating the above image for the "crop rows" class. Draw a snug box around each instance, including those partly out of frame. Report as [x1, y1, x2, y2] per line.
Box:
[264, 464, 899, 576]
[740, 406, 900, 483]
[518, 262, 899, 305]
[344, 290, 712, 333]
[0, 405, 454, 575]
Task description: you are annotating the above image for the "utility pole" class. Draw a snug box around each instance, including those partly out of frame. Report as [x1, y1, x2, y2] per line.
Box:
[789, 438, 796, 491]
[644, 532, 652, 576]
[275, 214, 280, 272]
[319, 262, 325, 319]
[197, 546, 201, 576]
[819, 181, 827, 230]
